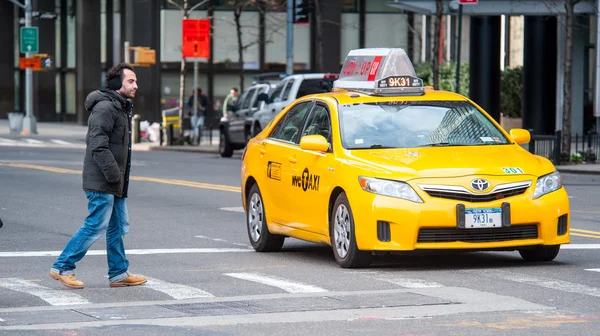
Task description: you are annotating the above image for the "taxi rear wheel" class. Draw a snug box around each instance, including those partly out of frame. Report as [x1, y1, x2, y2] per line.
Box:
[246, 184, 285, 252]
[330, 192, 371, 268]
[518, 245, 560, 262]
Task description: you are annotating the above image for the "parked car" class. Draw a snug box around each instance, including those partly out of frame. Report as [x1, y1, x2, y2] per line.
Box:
[219, 81, 276, 157]
[218, 73, 338, 158]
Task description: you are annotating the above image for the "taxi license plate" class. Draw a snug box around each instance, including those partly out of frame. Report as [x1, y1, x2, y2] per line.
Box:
[465, 208, 502, 228]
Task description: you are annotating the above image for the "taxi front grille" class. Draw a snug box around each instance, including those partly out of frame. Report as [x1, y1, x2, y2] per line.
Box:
[417, 224, 538, 243]
[418, 181, 532, 203]
[424, 187, 528, 202]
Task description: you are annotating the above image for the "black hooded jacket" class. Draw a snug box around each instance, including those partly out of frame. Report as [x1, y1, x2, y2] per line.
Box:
[82, 89, 133, 197]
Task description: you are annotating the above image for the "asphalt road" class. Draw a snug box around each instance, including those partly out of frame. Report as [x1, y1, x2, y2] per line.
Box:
[1, 143, 599, 335]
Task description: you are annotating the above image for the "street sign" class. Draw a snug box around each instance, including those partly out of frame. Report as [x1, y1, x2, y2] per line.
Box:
[19, 57, 41, 70]
[459, 0, 478, 4]
[182, 19, 210, 59]
[20, 27, 39, 54]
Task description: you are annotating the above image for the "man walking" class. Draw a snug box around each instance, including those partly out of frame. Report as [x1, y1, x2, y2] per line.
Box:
[49, 63, 146, 289]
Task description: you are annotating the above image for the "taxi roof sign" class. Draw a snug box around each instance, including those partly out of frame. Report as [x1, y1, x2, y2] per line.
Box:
[334, 48, 424, 95]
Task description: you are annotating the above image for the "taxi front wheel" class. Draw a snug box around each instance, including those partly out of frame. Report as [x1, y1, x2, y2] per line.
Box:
[518, 245, 560, 262]
[330, 192, 372, 268]
[246, 184, 285, 252]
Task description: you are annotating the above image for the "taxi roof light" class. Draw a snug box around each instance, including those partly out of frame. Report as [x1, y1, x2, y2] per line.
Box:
[334, 48, 425, 96]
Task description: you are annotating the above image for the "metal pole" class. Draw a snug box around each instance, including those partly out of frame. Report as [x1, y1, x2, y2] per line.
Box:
[595, 0, 600, 133]
[124, 41, 130, 63]
[286, 0, 293, 75]
[455, 4, 463, 94]
[22, 0, 37, 134]
[193, 60, 198, 143]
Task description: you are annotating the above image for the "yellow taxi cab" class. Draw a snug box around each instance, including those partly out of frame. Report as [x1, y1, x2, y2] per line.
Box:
[240, 48, 570, 268]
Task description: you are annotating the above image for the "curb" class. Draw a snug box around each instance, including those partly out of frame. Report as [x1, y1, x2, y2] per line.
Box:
[147, 145, 219, 154]
[556, 167, 600, 176]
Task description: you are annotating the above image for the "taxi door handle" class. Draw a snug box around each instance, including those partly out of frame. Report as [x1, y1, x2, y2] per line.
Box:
[288, 157, 297, 163]
[259, 148, 266, 154]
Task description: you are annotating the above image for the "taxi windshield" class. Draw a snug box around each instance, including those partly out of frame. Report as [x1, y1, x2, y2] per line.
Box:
[339, 101, 509, 149]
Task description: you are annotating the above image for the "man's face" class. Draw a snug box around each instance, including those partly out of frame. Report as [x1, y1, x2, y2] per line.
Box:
[232, 90, 239, 97]
[117, 69, 138, 99]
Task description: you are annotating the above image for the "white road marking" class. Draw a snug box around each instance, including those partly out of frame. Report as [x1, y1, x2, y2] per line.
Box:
[144, 276, 214, 299]
[24, 139, 44, 144]
[219, 207, 244, 213]
[561, 244, 600, 249]
[370, 275, 444, 288]
[224, 272, 328, 293]
[0, 248, 252, 257]
[0, 278, 90, 306]
[470, 270, 600, 298]
[0, 137, 17, 143]
[50, 139, 75, 146]
[585, 269, 600, 272]
[195, 235, 250, 247]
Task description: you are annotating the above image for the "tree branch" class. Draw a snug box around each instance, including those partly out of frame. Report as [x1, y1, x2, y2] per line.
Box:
[189, 0, 210, 13]
[166, 0, 184, 11]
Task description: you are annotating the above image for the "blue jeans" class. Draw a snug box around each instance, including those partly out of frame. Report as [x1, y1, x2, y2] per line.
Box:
[51, 191, 130, 283]
[191, 115, 204, 143]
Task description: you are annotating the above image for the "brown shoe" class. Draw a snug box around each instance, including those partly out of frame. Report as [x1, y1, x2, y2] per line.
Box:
[49, 271, 84, 289]
[109, 274, 147, 288]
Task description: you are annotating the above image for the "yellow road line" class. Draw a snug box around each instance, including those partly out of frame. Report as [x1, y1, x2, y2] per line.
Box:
[570, 228, 600, 235]
[0, 163, 240, 193]
[571, 233, 600, 239]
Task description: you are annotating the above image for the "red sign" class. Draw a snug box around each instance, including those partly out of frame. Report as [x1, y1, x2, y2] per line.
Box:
[19, 57, 40, 69]
[459, 0, 478, 4]
[182, 19, 211, 58]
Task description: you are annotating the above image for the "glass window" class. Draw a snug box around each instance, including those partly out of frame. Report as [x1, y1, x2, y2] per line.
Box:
[338, 101, 509, 149]
[241, 88, 257, 109]
[270, 102, 313, 144]
[269, 82, 285, 102]
[302, 104, 332, 144]
[281, 79, 295, 101]
[296, 78, 336, 99]
[252, 85, 270, 108]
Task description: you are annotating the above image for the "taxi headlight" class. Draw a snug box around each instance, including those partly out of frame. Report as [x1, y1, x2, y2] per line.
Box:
[358, 176, 423, 203]
[533, 171, 562, 199]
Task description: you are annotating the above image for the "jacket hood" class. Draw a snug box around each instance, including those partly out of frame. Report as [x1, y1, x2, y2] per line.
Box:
[84, 89, 128, 112]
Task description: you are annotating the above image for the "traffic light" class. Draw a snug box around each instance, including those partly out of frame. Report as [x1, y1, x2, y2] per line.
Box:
[294, 0, 309, 24]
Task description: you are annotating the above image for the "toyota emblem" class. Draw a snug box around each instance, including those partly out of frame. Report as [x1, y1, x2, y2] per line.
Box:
[471, 178, 490, 191]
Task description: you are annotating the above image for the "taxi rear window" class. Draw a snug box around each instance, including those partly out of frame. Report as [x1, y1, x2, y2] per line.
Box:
[338, 101, 509, 149]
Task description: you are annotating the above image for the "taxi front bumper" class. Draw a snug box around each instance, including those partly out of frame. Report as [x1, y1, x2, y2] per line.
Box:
[348, 187, 570, 252]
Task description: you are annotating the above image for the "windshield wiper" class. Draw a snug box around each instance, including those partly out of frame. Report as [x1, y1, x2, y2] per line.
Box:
[369, 144, 395, 149]
[417, 142, 470, 147]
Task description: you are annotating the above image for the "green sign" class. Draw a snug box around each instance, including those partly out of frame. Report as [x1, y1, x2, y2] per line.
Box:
[20, 27, 39, 54]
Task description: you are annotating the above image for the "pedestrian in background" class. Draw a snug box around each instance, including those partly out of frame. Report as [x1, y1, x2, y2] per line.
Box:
[222, 87, 239, 118]
[49, 63, 146, 289]
[187, 88, 209, 145]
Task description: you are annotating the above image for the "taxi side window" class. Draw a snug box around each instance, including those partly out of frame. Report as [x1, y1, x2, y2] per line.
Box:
[270, 102, 312, 144]
[301, 104, 331, 145]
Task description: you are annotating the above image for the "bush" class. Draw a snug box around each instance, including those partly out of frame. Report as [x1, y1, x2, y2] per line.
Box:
[414, 61, 470, 96]
[500, 66, 523, 118]
[414, 62, 524, 119]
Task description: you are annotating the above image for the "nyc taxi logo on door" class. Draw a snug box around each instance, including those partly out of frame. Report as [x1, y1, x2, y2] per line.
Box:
[291, 168, 320, 191]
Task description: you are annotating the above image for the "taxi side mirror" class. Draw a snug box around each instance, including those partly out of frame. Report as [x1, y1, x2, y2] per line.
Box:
[509, 128, 530, 145]
[300, 135, 330, 153]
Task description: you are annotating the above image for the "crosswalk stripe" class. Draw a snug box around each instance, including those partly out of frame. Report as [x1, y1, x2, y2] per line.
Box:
[50, 139, 75, 146]
[224, 272, 328, 293]
[465, 270, 600, 298]
[0, 278, 91, 306]
[219, 207, 245, 213]
[24, 139, 44, 144]
[0, 137, 17, 143]
[0, 248, 252, 257]
[144, 276, 214, 299]
[585, 269, 600, 272]
[369, 275, 444, 288]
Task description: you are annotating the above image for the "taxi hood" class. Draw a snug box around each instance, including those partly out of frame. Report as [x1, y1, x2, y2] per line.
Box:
[346, 145, 554, 179]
